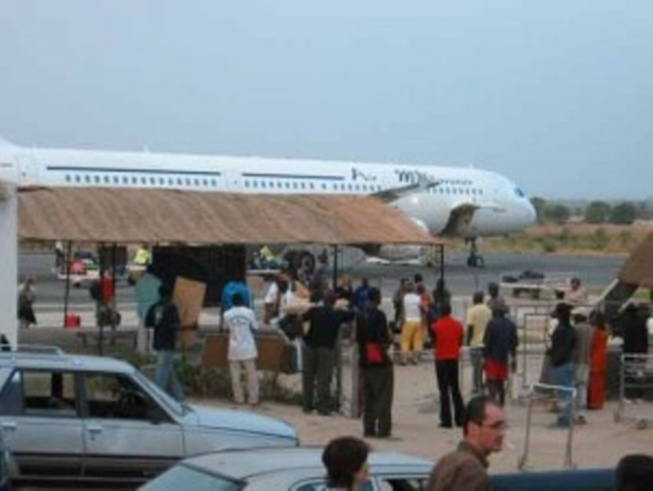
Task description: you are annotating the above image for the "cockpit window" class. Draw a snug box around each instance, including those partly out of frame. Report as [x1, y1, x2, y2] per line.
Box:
[514, 187, 525, 198]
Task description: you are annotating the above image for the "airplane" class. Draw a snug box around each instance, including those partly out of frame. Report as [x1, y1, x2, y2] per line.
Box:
[0, 137, 536, 267]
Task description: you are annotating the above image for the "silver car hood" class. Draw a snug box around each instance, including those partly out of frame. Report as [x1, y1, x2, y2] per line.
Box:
[188, 405, 298, 442]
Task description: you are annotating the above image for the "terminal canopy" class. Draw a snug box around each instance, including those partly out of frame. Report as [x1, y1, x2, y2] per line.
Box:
[17, 186, 440, 246]
[618, 231, 653, 289]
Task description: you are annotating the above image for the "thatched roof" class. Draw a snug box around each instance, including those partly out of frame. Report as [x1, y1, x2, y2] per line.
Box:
[17, 186, 439, 246]
[618, 231, 653, 288]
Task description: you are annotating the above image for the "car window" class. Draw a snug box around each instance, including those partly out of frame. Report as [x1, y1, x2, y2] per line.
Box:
[0, 370, 77, 417]
[140, 465, 240, 491]
[83, 373, 170, 422]
[0, 371, 21, 415]
[295, 481, 374, 491]
[378, 477, 428, 491]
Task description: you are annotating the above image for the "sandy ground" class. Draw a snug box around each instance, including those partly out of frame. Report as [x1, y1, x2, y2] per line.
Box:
[196, 356, 653, 474]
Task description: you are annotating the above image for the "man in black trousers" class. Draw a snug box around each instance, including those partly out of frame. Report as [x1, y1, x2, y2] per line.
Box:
[301, 290, 354, 415]
[356, 287, 394, 438]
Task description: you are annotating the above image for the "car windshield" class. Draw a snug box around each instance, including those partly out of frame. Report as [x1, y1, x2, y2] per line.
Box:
[140, 464, 239, 491]
[132, 370, 185, 417]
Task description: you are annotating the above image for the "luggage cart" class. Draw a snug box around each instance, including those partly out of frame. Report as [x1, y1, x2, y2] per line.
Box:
[614, 353, 653, 429]
[518, 383, 577, 470]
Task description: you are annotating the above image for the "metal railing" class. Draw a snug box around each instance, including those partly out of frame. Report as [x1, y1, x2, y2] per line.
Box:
[518, 382, 577, 471]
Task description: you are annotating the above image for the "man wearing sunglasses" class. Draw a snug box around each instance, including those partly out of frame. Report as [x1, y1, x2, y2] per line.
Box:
[427, 395, 507, 491]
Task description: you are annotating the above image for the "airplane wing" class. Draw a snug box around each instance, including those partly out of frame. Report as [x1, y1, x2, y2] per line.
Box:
[370, 172, 440, 203]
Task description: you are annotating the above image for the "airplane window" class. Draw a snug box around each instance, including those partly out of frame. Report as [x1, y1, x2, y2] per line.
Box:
[362, 184, 367, 191]
[94, 176, 100, 183]
[341, 184, 346, 191]
[309, 183, 314, 190]
[244, 181, 250, 188]
[167, 178, 173, 185]
[284, 182, 289, 188]
[147, 177, 153, 184]
[347, 184, 352, 191]
[102, 175, 108, 183]
[261, 181, 267, 189]
[192, 178, 198, 186]
[75, 175, 81, 183]
[65, 174, 71, 182]
[292, 183, 297, 189]
[253, 181, 258, 188]
[322, 183, 327, 190]
[112, 176, 118, 184]
[300, 182, 305, 189]
[84, 175, 90, 183]
[211, 179, 217, 187]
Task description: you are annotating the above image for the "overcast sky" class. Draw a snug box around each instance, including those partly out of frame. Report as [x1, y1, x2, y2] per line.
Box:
[1, 1, 652, 200]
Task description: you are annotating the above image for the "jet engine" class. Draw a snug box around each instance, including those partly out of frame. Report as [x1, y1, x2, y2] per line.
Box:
[360, 217, 432, 263]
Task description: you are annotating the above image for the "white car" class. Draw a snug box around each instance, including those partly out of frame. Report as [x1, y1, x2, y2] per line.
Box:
[0, 349, 298, 487]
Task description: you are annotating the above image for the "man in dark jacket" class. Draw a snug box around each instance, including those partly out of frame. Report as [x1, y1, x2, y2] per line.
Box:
[483, 306, 518, 407]
[427, 395, 506, 491]
[356, 287, 394, 438]
[301, 291, 355, 415]
[549, 302, 576, 427]
[145, 284, 183, 401]
[621, 303, 650, 401]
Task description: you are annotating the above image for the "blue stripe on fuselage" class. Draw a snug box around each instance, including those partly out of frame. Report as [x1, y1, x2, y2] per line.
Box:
[46, 166, 221, 176]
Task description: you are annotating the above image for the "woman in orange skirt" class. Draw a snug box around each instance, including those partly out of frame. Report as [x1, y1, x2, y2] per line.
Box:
[588, 311, 609, 410]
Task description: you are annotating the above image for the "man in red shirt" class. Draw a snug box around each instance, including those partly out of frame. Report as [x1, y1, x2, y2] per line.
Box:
[431, 302, 465, 428]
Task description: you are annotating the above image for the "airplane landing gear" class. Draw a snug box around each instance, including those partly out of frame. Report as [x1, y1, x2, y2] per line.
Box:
[466, 238, 485, 268]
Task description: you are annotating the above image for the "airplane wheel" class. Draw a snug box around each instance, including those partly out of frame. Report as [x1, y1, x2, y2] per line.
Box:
[466, 254, 485, 268]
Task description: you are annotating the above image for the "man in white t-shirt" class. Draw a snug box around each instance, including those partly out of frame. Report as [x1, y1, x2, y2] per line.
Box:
[401, 282, 424, 365]
[223, 292, 259, 405]
[263, 274, 295, 324]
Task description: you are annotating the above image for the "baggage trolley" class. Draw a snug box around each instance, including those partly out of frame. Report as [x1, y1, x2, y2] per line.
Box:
[518, 382, 577, 470]
[614, 353, 653, 429]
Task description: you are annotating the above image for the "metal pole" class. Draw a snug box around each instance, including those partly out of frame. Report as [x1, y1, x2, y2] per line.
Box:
[62, 241, 72, 329]
[110, 243, 117, 333]
[439, 245, 445, 286]
[97, 243, 104, 356]
[331, 244, 339, 290]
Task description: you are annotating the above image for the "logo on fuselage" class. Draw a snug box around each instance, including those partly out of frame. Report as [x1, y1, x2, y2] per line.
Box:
[351, 167, 377, 182]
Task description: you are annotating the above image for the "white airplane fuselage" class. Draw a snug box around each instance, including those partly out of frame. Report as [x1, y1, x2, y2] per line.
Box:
[0, 142, 536, 252]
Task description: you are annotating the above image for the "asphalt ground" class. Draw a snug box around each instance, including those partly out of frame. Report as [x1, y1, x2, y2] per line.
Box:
[20, 250, 625, 310]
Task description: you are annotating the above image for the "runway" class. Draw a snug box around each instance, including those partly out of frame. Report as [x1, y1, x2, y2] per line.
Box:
[19, 250, 625, 310]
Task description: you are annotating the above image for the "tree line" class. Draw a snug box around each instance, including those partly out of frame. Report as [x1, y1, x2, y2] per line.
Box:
[530, 198, 652, 225]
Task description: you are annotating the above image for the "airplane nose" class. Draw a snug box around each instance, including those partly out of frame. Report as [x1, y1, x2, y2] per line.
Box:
[523, 199, 537, 226]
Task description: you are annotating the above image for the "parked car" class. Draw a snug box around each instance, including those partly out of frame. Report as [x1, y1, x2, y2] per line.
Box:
[0, 349, 298, 487]
[0, 433, 13, 491]
[140, 447, 432, 491]
[140, 447, 615, 491]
